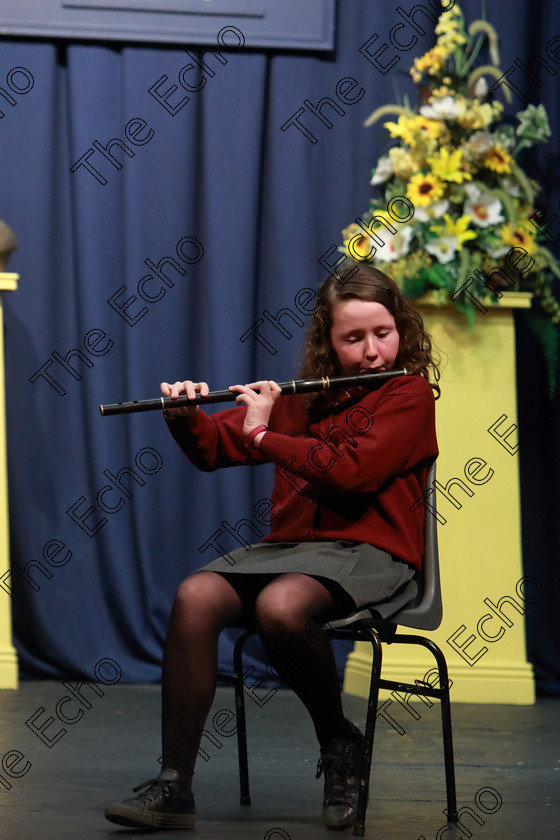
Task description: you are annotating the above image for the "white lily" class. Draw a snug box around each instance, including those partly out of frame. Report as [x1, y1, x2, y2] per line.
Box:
[370, 155, 394, 185]
[426, 235, 458, 264]
[414, 199, 449, 222]
[463, 186, 504, 228]
[420, 95, 461, 121]
[375, 225, 414, 262]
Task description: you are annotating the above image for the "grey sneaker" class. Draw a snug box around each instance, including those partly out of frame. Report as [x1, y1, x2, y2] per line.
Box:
[316, 723, 364, 830]
[104, 768, 195, 830]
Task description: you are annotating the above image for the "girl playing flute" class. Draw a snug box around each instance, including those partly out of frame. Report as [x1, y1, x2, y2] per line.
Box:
[105, 264, 440, 831]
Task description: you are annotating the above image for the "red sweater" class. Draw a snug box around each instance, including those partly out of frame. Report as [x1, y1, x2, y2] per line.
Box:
[165, 375, 438, 571]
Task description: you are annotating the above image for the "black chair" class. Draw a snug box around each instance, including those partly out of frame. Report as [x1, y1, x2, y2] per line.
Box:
[219, 461, 457, 836]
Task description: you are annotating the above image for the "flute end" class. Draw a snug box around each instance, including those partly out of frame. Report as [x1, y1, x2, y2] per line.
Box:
[99, 405, 105, 416]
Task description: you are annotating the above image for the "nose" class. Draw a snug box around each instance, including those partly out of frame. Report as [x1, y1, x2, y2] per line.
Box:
[364, 336, 378, 359]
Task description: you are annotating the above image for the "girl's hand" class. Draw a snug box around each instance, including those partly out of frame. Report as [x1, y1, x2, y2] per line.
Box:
[229, 380, 282, 446]
[160, 380, 209, 417]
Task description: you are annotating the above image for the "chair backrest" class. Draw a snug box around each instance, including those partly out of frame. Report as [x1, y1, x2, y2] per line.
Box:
[391, 460, 442, 631]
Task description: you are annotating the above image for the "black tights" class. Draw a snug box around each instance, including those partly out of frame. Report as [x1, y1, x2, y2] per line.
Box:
[160, 570, 355, 796]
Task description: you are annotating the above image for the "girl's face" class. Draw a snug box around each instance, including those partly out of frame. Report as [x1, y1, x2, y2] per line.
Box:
[330, 299, 400, 375]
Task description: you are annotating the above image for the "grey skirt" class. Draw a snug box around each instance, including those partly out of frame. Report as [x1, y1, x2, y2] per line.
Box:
[199, 540, 418, 619]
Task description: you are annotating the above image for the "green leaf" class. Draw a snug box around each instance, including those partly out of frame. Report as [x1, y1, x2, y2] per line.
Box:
[450, 293, 477, 328]
[403, 272, 429, 299]
[426, 263, 453, 289]
[461, 33, 486, 76]
[510, 163, 537, 204]
[535, 245, 560, 278]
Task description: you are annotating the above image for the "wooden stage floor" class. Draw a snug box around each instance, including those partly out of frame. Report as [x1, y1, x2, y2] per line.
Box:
[0, 682, 558, 839]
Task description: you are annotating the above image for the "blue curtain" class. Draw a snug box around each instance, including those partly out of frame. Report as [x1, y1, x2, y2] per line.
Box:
[1, 0, 559, 692]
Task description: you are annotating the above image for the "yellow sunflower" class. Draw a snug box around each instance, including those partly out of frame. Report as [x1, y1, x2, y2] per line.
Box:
[411, 115, 442, 139]
[482, 145, 513, 174]
[341, 213, 397, 261]
[407, 173, 445, 207]
[499, 221, 537, 254]
[341, 224, 372, 261]
[384, 114, 441, 147]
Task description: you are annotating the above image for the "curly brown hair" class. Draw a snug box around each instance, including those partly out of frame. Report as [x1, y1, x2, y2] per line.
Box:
[299, 264, 440, 417]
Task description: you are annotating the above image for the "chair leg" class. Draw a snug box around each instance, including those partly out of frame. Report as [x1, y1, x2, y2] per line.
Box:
[440, 689, 458, 821]
[430, 645, 458, 821]
[353, 629, 383, 837]
[391, 635, 458, 822]
[232, 629, 254, 806]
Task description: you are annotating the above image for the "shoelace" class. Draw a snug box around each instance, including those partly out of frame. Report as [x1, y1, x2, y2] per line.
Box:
[316, 753, 354, 800]
[131, 777, 176, 803]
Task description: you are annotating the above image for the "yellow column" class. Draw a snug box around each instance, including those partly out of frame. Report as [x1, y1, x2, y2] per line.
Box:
[344, 293, 535, 704]
[0, 273, 19, 689]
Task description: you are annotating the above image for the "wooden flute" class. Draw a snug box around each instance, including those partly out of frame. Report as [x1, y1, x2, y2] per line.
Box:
[99, 368, 408, 416]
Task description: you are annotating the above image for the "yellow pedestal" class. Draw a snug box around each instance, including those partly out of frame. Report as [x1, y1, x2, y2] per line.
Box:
[343, 293, 535, 704]
[0, 273, 19, 689]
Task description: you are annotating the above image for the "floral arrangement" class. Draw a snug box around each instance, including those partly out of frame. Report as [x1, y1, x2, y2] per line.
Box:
[340, 1, 560, 374]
